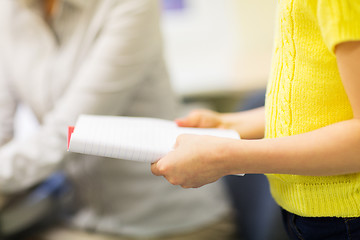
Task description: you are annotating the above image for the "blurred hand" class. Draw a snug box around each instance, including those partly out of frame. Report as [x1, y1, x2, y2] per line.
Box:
[151, 134, 233, 188]
[175, 109, 226, 129]
[177, 107, 266, 139]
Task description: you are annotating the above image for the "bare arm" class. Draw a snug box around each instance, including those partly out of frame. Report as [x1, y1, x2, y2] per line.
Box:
[152, 41, 360, 187]
[232, 41, 360, 176]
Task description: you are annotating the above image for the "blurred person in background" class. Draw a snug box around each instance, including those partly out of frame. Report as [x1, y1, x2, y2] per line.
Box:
[0, 0, 237, 239]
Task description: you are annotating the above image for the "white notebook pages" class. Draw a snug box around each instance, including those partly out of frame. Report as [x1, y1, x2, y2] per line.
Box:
[68, 114, 241, 163]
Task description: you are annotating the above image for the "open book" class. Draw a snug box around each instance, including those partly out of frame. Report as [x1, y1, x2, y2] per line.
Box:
[68, 115, 240, 163]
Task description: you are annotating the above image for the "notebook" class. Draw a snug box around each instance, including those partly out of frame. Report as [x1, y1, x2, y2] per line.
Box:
[67, 114, 240, 163]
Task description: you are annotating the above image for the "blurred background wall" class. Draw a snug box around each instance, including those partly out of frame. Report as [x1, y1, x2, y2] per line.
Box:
[161, 0, 277, 111]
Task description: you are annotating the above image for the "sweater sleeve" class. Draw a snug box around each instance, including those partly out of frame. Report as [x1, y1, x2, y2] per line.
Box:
[317, 0, 360, 53]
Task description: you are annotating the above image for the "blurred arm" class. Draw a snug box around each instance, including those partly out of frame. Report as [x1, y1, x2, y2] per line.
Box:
[152, 41, 360, 187]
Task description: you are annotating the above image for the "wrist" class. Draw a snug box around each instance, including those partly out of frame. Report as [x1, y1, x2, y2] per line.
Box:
[219, 113, 240, 130]
[218, 138, 265, 175]
[215, 138, 244, 176]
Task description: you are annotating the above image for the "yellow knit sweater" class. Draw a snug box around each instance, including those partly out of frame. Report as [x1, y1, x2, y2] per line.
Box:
[265, 0, 360, 217]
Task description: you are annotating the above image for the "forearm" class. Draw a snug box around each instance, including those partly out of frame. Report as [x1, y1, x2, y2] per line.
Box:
[224, 118, 360, 176]
[221, 107, 265, 139]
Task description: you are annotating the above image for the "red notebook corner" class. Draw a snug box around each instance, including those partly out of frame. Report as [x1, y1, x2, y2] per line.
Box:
[68, 126, 75, 150]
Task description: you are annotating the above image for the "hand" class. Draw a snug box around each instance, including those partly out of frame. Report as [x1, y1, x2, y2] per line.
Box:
[151, 134, 233, 188]
[175, 109, 226, 128]
[176, 108, 266, 139]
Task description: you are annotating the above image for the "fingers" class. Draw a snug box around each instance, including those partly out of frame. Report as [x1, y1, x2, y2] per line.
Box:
[151, 162, 161, 176]
[175, 111, 202, 127]
[151, 160, 190, 188]
[152, 162, 206, 189]
[151, 134, 208, 189]
[175, 109, 219, 128]
[151, 135, 184, 177]
[151, 162, 160, 176]
[151, 159, 178, 185]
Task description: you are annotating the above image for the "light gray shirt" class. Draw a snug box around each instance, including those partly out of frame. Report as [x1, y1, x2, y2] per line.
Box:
[0, 0, 232, 237]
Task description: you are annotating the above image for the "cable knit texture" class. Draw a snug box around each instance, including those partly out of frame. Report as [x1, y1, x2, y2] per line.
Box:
[265, 0, 360, 217]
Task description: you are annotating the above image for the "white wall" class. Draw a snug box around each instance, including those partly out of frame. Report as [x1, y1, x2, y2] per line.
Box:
[161, 0, 277, 97]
